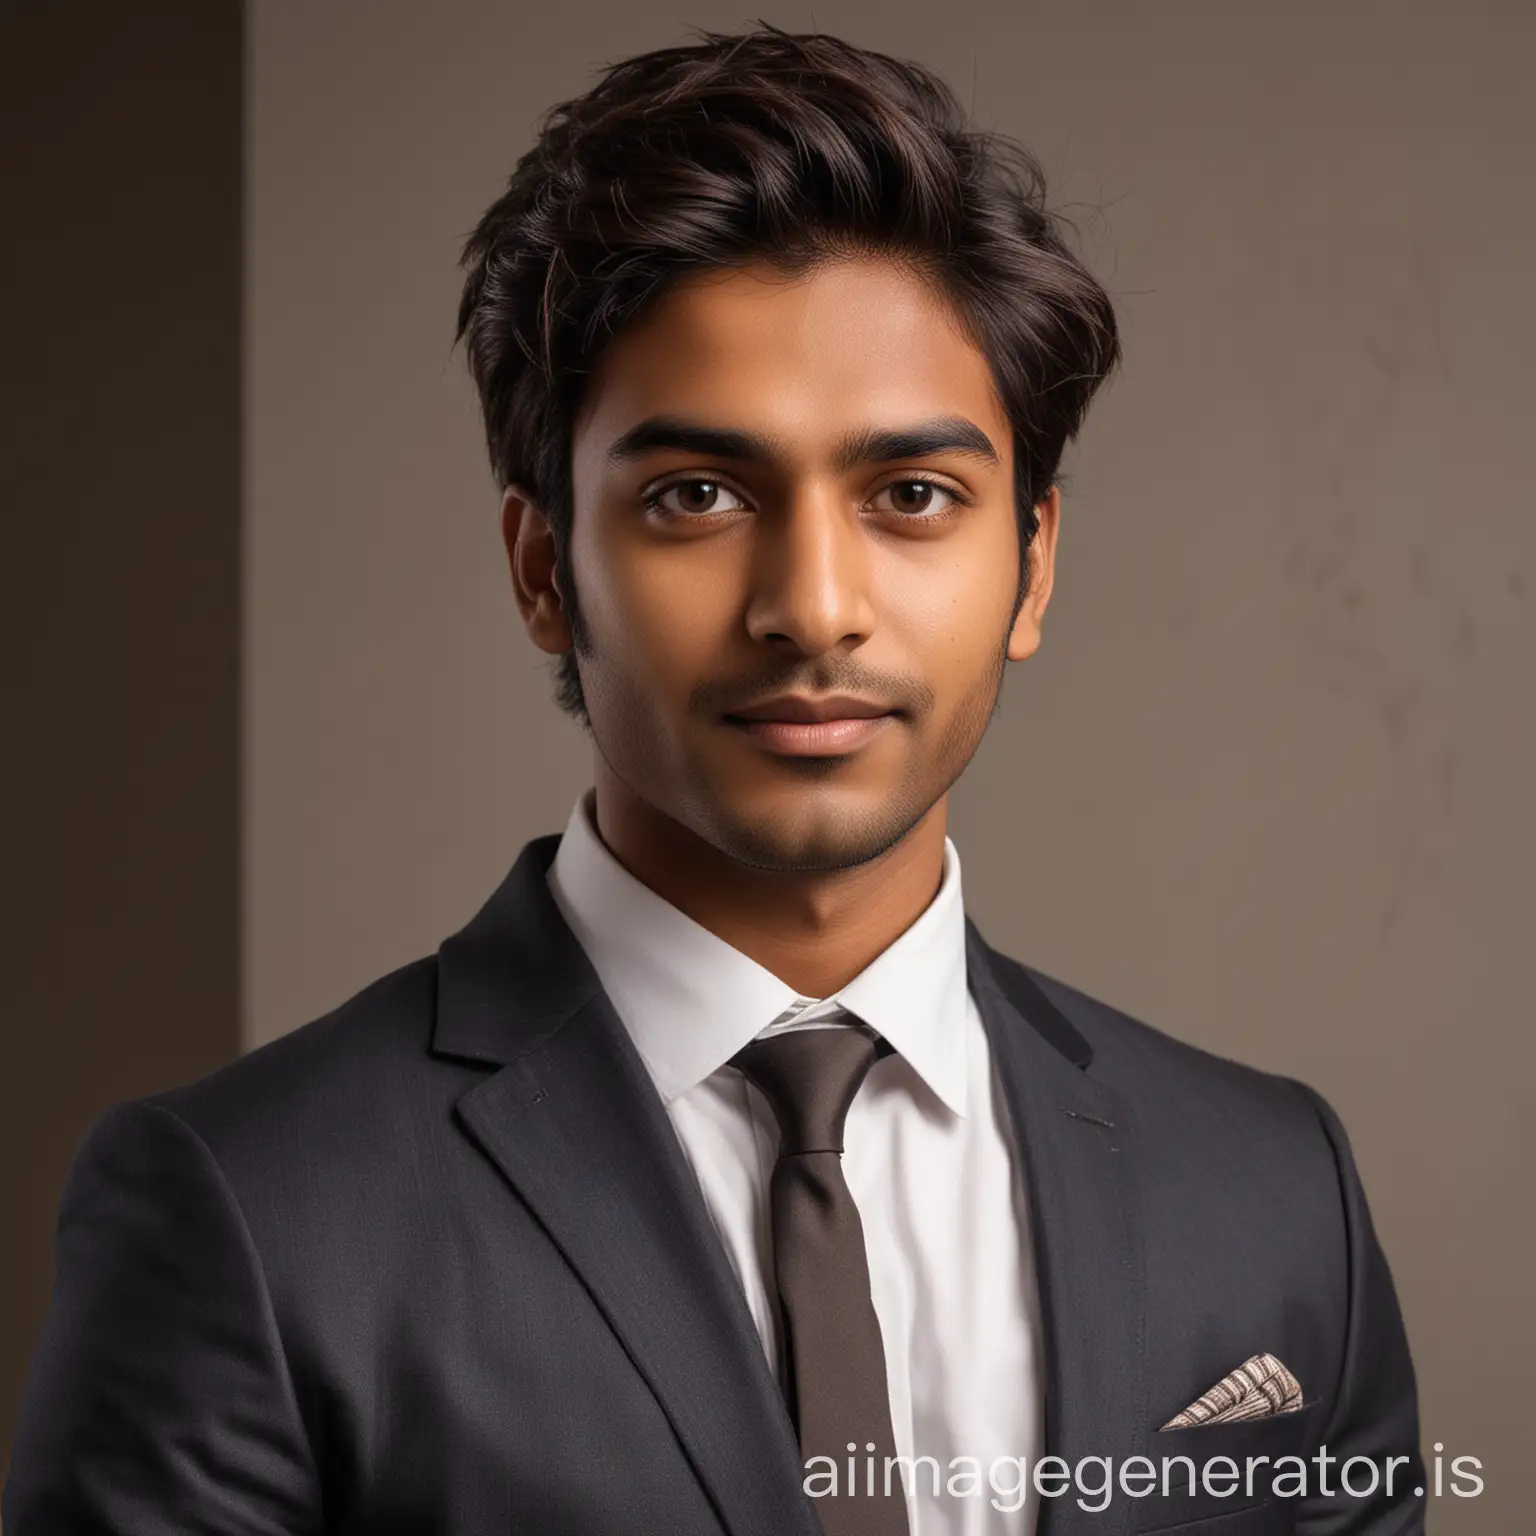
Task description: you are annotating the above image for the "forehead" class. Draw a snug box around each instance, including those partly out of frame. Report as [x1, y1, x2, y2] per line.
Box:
[573, 256, 1009, 459]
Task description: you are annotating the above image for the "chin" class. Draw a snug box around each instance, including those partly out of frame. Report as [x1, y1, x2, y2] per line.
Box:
[693, 781, 932, 874]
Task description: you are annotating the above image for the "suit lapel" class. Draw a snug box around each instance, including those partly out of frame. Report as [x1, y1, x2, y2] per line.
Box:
[967, 923, 1147, 1536]
[434, 838, 817, 1536]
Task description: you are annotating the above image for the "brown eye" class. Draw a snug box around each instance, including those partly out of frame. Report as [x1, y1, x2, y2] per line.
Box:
[647, 479, 747, 517]
[872, 479, 959, 517]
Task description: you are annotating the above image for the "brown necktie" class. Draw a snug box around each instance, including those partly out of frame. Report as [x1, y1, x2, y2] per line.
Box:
[732, 1026, 911, 1536]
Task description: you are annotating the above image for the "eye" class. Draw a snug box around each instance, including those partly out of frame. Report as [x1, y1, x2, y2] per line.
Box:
[870, 478, 963, 518]
[644, 478, 749, 517]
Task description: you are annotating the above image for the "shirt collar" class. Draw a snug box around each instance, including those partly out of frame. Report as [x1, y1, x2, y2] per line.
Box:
[545, 792, 971, 1118]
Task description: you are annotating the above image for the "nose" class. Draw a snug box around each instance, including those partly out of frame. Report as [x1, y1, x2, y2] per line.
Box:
[743, 489, 876, 657]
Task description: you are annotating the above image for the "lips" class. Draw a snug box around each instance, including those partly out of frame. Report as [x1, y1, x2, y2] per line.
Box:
[723, 695, 895, 756]
[725, 694, 892, 724]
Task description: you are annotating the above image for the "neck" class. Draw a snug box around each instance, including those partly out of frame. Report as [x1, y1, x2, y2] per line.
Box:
[589, 762, 949, 998]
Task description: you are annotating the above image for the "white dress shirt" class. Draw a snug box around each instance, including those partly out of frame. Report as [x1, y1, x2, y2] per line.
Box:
[547, 791, 1044, 1534]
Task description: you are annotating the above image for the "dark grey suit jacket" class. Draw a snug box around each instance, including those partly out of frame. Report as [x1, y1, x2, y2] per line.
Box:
[6, 834, 1423, 1535]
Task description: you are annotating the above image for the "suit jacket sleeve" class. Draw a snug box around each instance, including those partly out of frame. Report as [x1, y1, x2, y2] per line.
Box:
[4, 1099, 322, 1534]
[1292, 1081, 1426, 1536]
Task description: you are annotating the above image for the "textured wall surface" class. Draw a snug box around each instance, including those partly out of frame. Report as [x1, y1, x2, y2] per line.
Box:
[248, 5, 1533, 1528]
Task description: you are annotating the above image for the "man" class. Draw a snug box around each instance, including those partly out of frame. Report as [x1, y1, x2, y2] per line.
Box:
[7, 25, 1422, 1536]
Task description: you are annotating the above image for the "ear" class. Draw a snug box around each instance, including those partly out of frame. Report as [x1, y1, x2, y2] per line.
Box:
[501, 485, 574, 657]
[1006, 485, 1061, 663]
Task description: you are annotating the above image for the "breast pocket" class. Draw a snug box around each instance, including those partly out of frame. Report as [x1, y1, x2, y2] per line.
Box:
[1135, 1401, 1318, 1533]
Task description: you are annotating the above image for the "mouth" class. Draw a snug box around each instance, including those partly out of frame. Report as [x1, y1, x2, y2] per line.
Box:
[722, 695, 897, 757]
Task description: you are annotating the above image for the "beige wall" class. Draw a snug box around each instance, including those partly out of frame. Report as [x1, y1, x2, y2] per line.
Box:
[249, 3, 1533, 1528]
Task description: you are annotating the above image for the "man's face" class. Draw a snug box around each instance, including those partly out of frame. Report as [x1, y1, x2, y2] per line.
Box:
[513, 255, 1057, 872]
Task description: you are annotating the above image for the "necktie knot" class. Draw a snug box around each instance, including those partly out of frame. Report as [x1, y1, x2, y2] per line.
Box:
[731, 1025, 887, 1156]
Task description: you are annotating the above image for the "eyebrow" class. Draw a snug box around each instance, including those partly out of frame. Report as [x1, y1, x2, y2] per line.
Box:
[604, 413, 1002, 472]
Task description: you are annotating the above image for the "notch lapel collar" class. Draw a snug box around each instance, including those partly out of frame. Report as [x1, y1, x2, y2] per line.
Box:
[967, 922, 1147, 1536]
[435, 837, 818, 1536]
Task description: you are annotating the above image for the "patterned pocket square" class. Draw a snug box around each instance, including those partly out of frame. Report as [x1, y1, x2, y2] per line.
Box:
[1161, 1353, 1304, 1429]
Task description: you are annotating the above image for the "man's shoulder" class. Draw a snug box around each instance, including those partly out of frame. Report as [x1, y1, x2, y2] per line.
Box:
[989, 944, 1338, 1147]
[142, 953, 466, 1173]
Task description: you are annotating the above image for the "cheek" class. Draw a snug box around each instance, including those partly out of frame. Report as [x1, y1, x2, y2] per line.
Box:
[879, 532, 1018, 672]
[573, 514, 735, 686]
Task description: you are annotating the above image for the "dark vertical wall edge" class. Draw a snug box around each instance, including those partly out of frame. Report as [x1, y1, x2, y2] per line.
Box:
[0, 0, 244, 1480]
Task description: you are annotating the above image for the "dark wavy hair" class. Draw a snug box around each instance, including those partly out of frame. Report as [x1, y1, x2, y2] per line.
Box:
[455, 24, 1120, 723]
